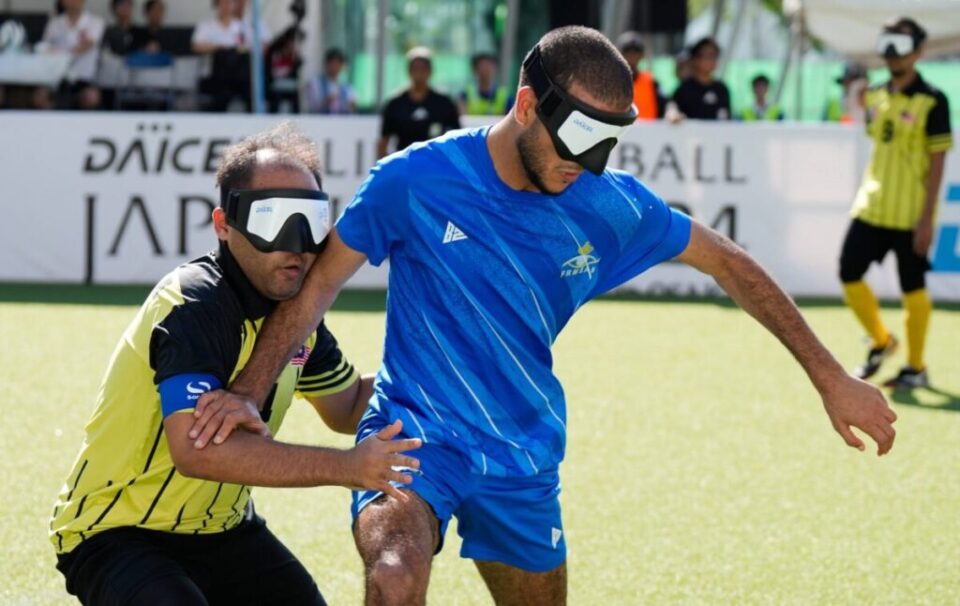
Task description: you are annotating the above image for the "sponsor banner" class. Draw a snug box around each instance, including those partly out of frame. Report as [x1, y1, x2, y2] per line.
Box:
[0, 112, 957, 299]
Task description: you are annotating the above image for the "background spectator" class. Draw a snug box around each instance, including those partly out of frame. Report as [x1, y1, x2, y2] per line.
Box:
[192, 0, 251, 111]
[616, 30, 664, 120]
[138, 0, 168, 54]
[266, 27, 302, 113]
[102, 0, 135, 56]
[459, 52, 512, 116]
[306, 47, 356, 114]
[672, 36, 731, 121]
[740, 74, 784, 121]
[825, 62, 868, 123]
[377, 47, 460, 158]
[40, 0, 104, 109]
[233, 0, 270, 51]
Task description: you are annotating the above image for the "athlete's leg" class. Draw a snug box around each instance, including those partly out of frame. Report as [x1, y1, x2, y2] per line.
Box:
[475, 560, 567, 606]
[839, 219, 891, 347]
[894, 233, 932, 371]
[354, 490, 440, 606]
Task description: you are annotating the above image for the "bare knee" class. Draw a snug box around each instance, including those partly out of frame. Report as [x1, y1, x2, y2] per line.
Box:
[367, 549, 430, 606]
[355, 492, 438, 606]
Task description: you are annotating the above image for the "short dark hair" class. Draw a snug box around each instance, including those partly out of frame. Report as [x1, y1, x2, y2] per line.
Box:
[324, 47, 346, 63]
[884, 16, 927, 46]
[144, 0, 162, 14]
[471, 52, 497, 69]
[519, 26, 633, 109]
[216, 123, 322, 195]
[751, 74, 770, 87]
[690, 36, 720, 58]
[616, 31, 645, 54]
[111, 0, 131, 10]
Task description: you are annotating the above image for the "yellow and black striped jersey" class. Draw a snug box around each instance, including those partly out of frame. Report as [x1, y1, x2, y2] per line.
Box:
[50, 246, 358, 555]
[852, 73, 953, 230]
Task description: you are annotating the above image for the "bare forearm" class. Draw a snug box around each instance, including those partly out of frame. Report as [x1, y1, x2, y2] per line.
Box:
[173, 428, 349, 487]
[710, 241, 844, 390]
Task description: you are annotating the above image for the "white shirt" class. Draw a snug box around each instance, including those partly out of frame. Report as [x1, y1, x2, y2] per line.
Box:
[41, 11, 105, 83]
[191, 18, 245, 78]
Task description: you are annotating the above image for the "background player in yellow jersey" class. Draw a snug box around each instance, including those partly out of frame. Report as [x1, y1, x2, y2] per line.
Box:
[840, 17, 953, 388]
[49, 124, 421, 605]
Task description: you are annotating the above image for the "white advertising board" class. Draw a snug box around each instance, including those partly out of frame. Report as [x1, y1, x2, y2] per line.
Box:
[1, 112, 958, 300]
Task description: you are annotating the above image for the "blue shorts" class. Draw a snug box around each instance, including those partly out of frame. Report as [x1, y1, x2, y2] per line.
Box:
[351, 409, 565, 573]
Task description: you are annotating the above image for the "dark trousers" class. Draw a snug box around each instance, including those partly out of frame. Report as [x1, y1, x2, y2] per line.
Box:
[839, 218, 930, 293]
[56, 516, 325, 605]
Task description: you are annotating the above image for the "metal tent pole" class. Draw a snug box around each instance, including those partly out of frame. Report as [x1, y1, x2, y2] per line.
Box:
[249, 0, 266, 114]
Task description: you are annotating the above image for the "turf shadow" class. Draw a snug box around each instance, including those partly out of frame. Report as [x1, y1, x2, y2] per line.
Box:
[889, 386, 960, 413]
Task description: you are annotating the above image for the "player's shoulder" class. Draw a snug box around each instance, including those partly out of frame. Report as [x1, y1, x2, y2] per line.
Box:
[598, 168, 658, 201]
[402, 127, 483, 169]
[151, 253, 241, 324]
[915, 76, 949, 105]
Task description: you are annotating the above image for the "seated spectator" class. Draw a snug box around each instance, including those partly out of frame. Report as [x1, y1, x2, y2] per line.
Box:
[41, 0, 105, 109]
[378, 47, 461, 158]
[671, 37, 731, 121]
[102, 0, 136, 56]
[266, 27, 303, 113]
[136, 0, 168, 54]
[740, 74, 784, 121]
[192, 0, 251, 111]
[458, 52, 512, 116]
[305, 47, 356, 114]
[616, 31, 664, 120]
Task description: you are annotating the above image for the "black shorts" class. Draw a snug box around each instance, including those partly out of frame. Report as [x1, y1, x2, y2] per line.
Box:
[56, 516, 325, 606]
[839, 218, 931, 293]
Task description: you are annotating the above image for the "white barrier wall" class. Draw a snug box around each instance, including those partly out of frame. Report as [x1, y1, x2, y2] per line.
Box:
[1, 112, 958, 300]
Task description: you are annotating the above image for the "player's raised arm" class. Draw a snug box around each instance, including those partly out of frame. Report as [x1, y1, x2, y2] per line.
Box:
[677, 221, 897, 455]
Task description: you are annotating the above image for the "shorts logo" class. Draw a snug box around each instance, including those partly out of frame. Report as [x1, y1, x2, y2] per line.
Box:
[186, 381, 212, 401]
[551, 527, 563, 549]
[560, 242, 600, 279]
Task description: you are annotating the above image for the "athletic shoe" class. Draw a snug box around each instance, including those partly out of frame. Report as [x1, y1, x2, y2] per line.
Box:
[853, 335, 898, 380]
[883, 366, 930, 389]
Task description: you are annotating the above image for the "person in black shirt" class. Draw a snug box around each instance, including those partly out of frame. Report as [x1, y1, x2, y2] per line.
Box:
[102, 0, 137, 55]
[671, 37, 731, 121]
[377, 47, 461, 158]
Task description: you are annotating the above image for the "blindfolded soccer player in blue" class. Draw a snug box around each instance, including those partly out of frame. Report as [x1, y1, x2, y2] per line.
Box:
[194, 27, 897, 605]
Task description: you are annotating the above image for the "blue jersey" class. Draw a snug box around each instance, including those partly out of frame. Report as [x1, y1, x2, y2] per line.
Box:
[337, 127, 691, 477]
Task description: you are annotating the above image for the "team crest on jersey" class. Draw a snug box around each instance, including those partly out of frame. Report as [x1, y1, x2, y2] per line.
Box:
[291, 345, 311, 366]
[561, 242, 600, 279]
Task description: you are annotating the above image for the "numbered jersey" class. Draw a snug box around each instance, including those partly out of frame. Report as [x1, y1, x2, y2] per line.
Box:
[852, 74, 953, 230]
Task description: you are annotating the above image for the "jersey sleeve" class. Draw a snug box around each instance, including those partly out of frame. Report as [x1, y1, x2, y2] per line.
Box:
[380, 98, 397, 138]
[591, 175, 692, 297]
[335, 154, 411, 265]
[926, 90, 953, 153]
[149, 300, 239, 416]
[296, 321, 359, 397]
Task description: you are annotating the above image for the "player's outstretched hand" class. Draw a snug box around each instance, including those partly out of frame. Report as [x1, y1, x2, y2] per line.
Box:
[191, 389, 272, 449]
[345, 420, 422, 502]
[821, 375, 897, 456]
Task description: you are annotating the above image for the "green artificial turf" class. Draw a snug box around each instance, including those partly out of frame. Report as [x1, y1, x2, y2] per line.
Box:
[1, 288, 957, 604]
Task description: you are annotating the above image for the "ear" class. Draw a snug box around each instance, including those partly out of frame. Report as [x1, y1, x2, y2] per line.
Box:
[514, 85, 537, 127]
[212, 207, 229, 241]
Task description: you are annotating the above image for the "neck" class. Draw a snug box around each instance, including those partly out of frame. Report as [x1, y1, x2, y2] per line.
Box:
[67, 9, 82, 21]
[695, 72, 712, 85]
[890, 68, 918, 92]
[409, 85, 429, 100]
[218, 14, 233, 25]
[487, 119, 535, 193]
[477, 77, 493, 91]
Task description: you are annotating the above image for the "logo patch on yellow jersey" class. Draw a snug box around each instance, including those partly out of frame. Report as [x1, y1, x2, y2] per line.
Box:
[560, 242, 600, 279]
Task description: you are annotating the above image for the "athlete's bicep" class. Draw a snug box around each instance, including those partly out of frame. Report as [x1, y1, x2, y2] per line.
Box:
[675, 220, 738, 276]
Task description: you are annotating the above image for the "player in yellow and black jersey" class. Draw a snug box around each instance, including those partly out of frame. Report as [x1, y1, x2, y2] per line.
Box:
[840, 17, 952, 388]
[49, 125, 421, 605]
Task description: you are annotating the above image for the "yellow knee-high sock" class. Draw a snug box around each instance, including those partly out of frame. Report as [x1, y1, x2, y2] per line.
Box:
[843, 281, 890, 348]
[903, 288, 932, 370]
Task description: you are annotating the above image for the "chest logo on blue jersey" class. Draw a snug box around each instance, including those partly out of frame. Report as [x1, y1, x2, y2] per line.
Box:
[561, 242, 600, 279]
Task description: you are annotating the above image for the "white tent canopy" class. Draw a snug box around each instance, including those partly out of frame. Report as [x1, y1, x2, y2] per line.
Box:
[798, 0, 960, 61]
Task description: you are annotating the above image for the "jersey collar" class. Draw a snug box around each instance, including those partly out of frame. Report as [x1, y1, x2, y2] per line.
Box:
[215, 243, 276, 321]
[886, 72, 926, 97]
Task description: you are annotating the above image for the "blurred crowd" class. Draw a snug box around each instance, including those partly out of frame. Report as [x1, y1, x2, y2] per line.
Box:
[0, 0, 871, 143]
